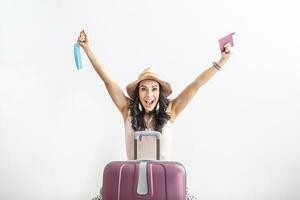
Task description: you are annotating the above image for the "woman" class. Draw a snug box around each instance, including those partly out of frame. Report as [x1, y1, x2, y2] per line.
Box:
[77, 30, 232, 200]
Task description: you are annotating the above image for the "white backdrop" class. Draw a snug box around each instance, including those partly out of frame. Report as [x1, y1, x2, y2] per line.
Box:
[1, 0, 300, 199]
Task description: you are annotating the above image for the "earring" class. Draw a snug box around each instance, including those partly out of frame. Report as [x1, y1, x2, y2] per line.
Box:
[139, 103, 142, 111]
[156, 102, 160, 111]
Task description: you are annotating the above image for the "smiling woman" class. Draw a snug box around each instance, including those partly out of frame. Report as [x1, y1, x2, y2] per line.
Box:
[76, 29, 232, 200]
[138, 80, 160, 112]
[126, 68, 172, 133]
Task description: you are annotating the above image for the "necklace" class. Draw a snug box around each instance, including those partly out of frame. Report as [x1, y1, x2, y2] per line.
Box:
[144, 114, 153, 130]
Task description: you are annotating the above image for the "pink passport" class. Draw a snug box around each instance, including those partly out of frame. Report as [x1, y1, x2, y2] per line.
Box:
[218, 32, 235, 53]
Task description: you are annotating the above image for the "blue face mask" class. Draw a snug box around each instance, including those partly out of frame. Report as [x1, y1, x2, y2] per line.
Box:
[74, 43, 83, 70]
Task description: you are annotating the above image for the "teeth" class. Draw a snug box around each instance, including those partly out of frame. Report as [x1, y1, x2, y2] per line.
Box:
[145, 100, 154, 105]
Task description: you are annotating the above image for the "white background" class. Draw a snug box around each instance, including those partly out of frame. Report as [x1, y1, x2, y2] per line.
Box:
[1, 0, 300, 199]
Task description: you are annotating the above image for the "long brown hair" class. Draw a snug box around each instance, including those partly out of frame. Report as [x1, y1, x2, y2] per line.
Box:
[129, 83, 171, 133]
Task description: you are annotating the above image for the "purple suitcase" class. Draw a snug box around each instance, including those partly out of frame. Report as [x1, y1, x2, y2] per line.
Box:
[102, 131, 186, 200]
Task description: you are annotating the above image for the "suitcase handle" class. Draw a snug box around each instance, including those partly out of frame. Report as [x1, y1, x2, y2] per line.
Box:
[134, 131, 161, 160]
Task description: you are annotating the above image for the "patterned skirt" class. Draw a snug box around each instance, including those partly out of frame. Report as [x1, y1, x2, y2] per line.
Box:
[92, 187, 199, 200]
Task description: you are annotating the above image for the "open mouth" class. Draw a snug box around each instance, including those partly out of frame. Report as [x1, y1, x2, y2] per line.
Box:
[145, 99, 155, 106]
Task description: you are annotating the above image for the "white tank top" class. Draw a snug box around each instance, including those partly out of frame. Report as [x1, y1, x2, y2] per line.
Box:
[124, 105, 173, 161]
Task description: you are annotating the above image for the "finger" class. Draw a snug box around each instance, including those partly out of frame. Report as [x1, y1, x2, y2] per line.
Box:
[81, 35, 87, 42]
[79, 32, 85, 39]
[225, 49, 232, 54]
[224, 43, 231, 48]
[81, 30, 87, 36]
[225, 45, 232, 53]
[79, 37, 85, 42]
[224, 47, 231, 52]
[224, 50, 230, 54]
[78, 37, 84, 43]
[80, 33, 86, 40]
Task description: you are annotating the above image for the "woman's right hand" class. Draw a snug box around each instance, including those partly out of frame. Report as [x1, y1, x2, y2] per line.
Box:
[77, 30, 89, 51]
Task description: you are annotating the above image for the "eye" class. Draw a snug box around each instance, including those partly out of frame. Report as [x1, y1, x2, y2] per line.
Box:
[152, 87, 158, 92]
[140, 87, 146, 91]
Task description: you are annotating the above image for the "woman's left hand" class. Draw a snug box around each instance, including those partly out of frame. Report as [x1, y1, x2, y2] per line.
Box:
[217, 43, 233, 67]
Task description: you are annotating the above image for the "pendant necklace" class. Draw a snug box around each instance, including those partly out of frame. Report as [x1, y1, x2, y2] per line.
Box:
[144, 114, 153, 130]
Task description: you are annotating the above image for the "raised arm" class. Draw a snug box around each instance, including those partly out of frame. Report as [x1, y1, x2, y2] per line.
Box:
[77, 30, 130, 120]
[170, 44, 232, 121]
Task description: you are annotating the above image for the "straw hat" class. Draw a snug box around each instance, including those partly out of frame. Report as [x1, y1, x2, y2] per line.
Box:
[126, 67, 172, 99]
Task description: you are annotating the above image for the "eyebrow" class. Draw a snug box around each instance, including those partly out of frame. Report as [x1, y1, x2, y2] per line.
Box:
[140, 84, 159, 88]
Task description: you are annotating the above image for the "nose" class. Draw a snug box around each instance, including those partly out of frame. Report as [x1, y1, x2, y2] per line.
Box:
[146, 89, 152, 96]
